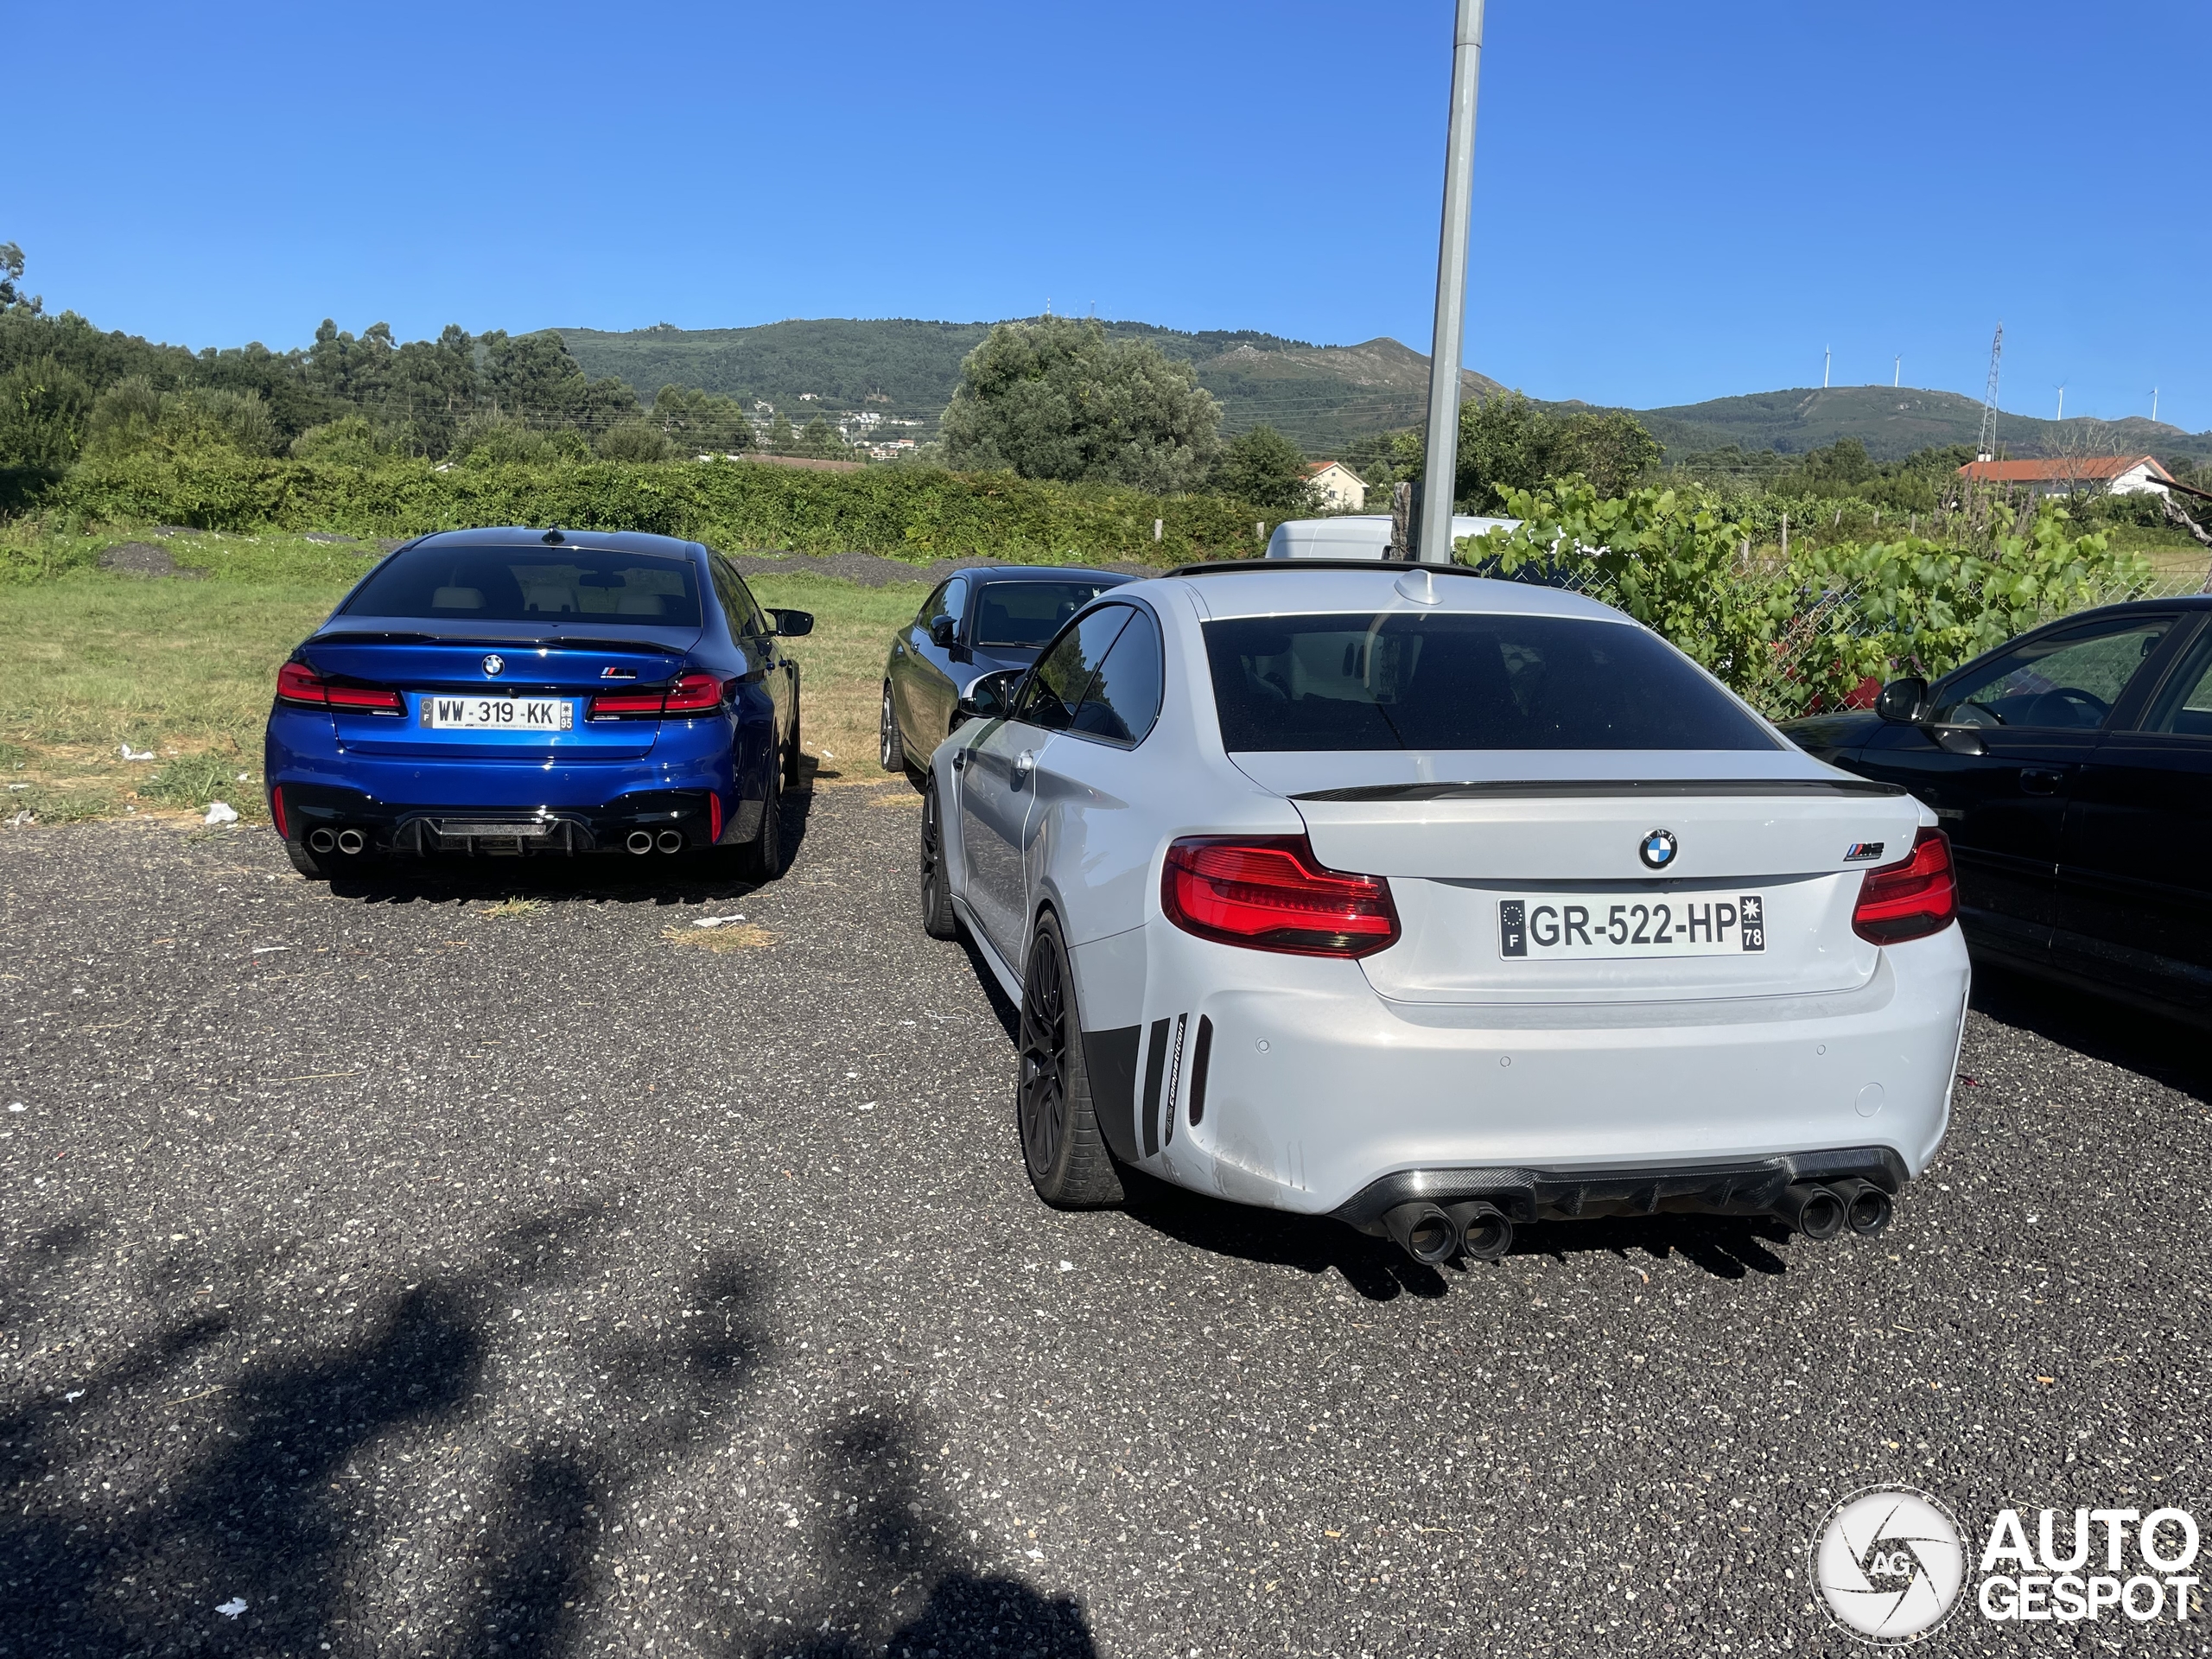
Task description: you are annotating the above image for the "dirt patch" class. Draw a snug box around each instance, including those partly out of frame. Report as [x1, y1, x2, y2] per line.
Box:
[97, 543, 202, 579]
[722, 550, 1160, 588]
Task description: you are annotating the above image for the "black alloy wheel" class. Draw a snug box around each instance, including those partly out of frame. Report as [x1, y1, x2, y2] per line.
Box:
[880, 683, 905, 772]
[918, 773, 959, 939]
[1015, 912, 1122, 1207]
[741, 763, 786, 880]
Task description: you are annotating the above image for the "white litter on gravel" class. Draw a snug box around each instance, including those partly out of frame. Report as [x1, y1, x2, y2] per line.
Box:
[215, 1598, 247, 1618]
[690, 914, 747, 929]
[203, 802, 239, 826]
[118, 745, 156, 761]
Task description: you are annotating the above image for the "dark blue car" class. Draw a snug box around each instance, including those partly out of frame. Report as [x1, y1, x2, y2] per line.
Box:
[264, 527, 810, 880]
[879, 566, 1133, 777]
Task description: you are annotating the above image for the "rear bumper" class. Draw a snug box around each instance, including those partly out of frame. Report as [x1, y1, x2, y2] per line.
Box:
[1093, 923, 1971, 1218]
[274, 782, 721, 854]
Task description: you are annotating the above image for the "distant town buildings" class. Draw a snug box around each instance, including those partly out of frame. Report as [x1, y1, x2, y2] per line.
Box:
[1304, 460, 1368, 512]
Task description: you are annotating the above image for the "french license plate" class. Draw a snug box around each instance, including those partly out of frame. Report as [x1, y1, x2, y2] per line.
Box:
[1499, 894, 1765, 959]
[420, 695, 574, 731]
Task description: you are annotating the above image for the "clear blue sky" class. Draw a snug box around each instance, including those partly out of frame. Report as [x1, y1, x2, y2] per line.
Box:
[10, 1, 2208, 431]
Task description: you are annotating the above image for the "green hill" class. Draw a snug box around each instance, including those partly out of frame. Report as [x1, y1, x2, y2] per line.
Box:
[559, 319, 1502, 454]
[1625, 385, 2212, 466]
[560, 315, 2207, 467]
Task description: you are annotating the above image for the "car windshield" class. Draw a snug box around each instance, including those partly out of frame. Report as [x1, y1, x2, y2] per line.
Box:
[1204, 612, 1777, 751]
[342, 547, 703, 626]
[973, 581, 1118, 648]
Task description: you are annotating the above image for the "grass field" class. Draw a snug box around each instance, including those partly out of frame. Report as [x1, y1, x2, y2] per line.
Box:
[0, 528, 927, 825]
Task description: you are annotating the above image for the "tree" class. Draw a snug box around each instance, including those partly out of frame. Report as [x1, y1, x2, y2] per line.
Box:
[1549, 409, 1661, 496]
[0, 242, 40, 315]
[306, 320, 395, 405]
[652, 384, 750, 454]
[792, 416, 846, 459]
[939, 317, 1221, 493]
[0, 356, 91, 474]
[383, 325, 478, 455]
[481, 329, 587, 420]
[1452, 391, 1556, 511]
[595, 422, 674, 462]
[1212, 424, 1317, 512]
[766, 411, 795, 454]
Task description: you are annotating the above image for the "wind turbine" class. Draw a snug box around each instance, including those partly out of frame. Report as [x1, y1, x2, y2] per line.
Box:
[2055, 385, 2065, 421]
[1823, 346, 1831, 389]
[1893, 354, 1901, 388]
[2152, 387, 2160, 423]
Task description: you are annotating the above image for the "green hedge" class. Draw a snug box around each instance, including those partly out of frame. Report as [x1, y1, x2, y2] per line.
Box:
[47, 451, 1283, 565]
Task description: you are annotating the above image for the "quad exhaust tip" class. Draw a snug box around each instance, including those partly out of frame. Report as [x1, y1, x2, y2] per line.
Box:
[1382, 1202, 1457, 1267]
[626, 830, 655, 855]
[1776, 1182, 1847, 1242]
[307, 828, 336, 854]
[334, 829, 365, 856]
[656, 830, 685, 854]
[1832, 1178, 1895, 1237]
[1446, 1199, 1515, 1262]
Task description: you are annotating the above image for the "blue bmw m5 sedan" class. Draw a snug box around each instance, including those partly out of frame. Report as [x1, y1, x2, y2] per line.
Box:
[264, 527, 810, 880]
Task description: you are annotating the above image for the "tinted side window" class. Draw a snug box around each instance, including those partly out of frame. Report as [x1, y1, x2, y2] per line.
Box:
[1016, 605, 1133, 733]
[1071, 607, 1163, 746]
[2140, 628, 2212, 737]
[915, 581, 950, 628]
[1930, 618, 2172, 729]
[940, 577, 969, 630]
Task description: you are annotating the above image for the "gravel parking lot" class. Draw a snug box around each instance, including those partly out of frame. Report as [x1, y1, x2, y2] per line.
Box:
[3, 772, 2208, 1657]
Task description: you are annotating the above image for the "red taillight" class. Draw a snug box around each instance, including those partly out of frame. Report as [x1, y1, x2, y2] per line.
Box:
[1161, 836, 1400, 957]
[274, 659, 404, 715]
[587, 672, 729, 720]
[1852, 827, 1958, 944]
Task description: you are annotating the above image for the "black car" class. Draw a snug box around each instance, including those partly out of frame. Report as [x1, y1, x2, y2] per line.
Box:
[880, 565, 1134, 777]
[1783, 596, 2212, 1025]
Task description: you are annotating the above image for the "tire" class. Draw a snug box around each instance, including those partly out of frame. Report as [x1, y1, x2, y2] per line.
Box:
[879, 682, 905, 773]
[1017, 911, 1124, 1208]
[740, 765, 786, 880]
[918, 772, 960, 940]
[784, 669, 804, 789]
[283, 837, 328, 880]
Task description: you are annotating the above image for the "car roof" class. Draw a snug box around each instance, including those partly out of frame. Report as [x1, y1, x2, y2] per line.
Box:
[1142, 560, 1626, 623]
[958, 566, 1135, 585]
[402, 527, 706, 560]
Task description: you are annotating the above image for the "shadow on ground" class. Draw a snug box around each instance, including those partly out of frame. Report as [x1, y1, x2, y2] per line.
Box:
[1969, 960, 2209, 1102]
[0, 1198, 1096, 1659]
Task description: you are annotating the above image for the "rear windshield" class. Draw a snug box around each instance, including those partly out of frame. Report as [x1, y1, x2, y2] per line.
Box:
[974, 581, 1120, 648]
[343, 547, 703, 626]
[1205, 612, 1777, 751]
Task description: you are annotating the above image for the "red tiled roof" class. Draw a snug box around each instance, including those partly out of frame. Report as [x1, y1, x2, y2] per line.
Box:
[1957, 454, 2171, 484]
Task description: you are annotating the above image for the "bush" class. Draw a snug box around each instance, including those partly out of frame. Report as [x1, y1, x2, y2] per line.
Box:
[45, 451, 1281, 563]
[1459, 480, 2151, 719]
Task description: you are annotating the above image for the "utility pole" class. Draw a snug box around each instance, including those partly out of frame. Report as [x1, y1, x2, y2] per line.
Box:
[1414, 0, 1486, 563]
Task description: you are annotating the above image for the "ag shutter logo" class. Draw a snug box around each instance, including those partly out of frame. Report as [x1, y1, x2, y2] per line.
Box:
[1812, 1485, 1968, 1644]
[1638, 829, 1679, 870]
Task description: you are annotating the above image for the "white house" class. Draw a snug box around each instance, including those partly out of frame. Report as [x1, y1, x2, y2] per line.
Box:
[1956, 454, 2177, 496]
[1302, 461, 1368, 512]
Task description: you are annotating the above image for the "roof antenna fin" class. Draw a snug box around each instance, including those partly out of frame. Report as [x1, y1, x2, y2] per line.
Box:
[542, 527, 566, 545]
[1394, 565, 1441, 606]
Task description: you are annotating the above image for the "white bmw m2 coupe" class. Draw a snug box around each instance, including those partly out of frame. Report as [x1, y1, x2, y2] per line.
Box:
[918, 560, 1969, 1265]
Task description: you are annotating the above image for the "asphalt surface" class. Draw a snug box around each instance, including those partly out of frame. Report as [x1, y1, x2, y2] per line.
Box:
[3, 775, 2209, 1658]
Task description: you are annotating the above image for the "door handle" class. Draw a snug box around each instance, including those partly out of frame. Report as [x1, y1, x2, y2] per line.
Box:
[2019, 767, 2067, 795]
[1014, 749, 1035, 781]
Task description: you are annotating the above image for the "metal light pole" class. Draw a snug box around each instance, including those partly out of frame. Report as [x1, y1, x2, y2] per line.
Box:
[1415, 0, 1487, 563]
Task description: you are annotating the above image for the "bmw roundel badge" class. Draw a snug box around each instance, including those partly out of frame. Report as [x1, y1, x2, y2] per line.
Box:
[1638, 829, 1679, 870]
[481, 653, 505, 677]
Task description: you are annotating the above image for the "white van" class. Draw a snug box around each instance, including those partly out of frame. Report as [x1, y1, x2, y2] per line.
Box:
[1263, 512, 1520, 560]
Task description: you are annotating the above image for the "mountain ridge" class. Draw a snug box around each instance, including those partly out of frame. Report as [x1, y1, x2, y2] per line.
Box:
[557, 318, 2207, 464]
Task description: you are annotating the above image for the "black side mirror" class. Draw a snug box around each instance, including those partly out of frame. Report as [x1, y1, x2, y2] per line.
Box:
[928, 614, 957, 650]
[1874, 677, 1929, 723]
[957, 669, 1020, 721]
[766, 607, 814, 638]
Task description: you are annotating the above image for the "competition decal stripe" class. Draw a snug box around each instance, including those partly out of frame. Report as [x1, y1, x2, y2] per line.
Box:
[1163, 1014, 1188, 1146]
[1141, 1017, 1172, 1158]
[1080, 1027, 1142, 1166]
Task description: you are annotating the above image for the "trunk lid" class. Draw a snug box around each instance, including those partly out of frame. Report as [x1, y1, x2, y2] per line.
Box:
[301, 625, 697, 760]
[1244, 750, 1920, 1006]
